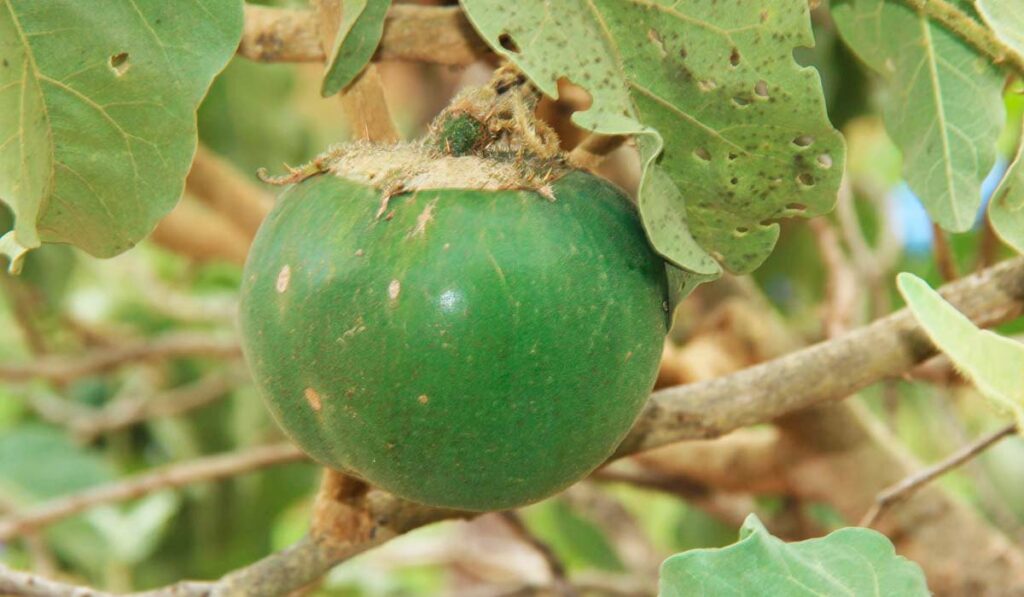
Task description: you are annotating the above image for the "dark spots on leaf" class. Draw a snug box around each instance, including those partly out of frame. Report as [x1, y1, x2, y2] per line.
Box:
[1, 58, 7, 68]
[797, 173, 815, 187]
[679, 45, 688, 59]
[109, 52, 130, 76]
[729, 47, 740, 67]
[728, 152, 738, 161]
[793, 135, 814, 147]
[498, 32, 520, 53]
[730, 177, 738, 185]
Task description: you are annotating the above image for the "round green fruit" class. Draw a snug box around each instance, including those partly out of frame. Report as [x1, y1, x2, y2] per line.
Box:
[239, 158, 668, 511]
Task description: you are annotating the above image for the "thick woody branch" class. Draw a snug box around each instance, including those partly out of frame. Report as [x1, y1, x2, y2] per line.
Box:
[614, 255, 1024, 456]
[238, 4, 489, 66]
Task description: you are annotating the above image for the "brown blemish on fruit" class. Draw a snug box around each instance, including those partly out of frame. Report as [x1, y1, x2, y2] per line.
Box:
[418, 394, 429, 405]
[410, 199, 438, 238]
[276, 265, 291, 293]
[304, 387, 322, 411]
[388, 279, 401, 301]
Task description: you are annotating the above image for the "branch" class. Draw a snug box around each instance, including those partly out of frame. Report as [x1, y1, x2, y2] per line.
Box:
[186, 145, 273, 241]
[614, 255, 1024, 456]
[0, 443, 306, 541]
[5, 257, 1024, 595]
[859, 423, 1018, 527]
[238, 4, 489, 66]
[0, 333, 241, 383]
[900, 0, 1024, 78]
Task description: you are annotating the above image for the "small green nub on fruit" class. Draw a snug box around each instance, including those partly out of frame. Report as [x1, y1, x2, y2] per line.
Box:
[436, 113, 486, 156]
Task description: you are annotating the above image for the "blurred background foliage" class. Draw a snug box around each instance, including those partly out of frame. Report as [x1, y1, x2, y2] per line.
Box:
[1, 1, 1022, 595]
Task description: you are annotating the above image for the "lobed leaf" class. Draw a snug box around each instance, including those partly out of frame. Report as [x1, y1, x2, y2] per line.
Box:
[0, 0, 243, 268]
[833, 0, 1005, 232]
[659, 514, 929, 596]
[897, 272, 1024, 430]
[321, 0, 391, 97]
[459, 0, 844, 275]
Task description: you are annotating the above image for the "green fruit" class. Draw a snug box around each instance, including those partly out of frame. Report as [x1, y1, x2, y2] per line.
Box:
[239, 164, 667, 511]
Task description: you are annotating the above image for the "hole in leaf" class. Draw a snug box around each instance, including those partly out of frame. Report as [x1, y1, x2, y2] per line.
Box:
[727, 152, 738, 161]
[694, 147, 711, 162]
[787, 202, 808, 211]
[754, 80, 768, 98]
[816, 153, 833, 169]
[109, 52, 130, 76]
[793, 135, 814, 147]
[498, 33, 520, 53]
[732, 96, 751, 107]
[729, 48, 740, 67]
[797, 172, 816, 186]
[698, 79, 717, 92]
[730, 177, 739, 185]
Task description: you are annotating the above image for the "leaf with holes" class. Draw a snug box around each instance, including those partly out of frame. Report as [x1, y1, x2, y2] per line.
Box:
[833, 0, 1005, 232]
[0, 0, 243, 269]
[660, 514, 928, 596]
[321, 0, 390, 97]
[898, 273, 1024, 430]
[989, 123, 1024, 254]
[460, 0, 844, 275]
[977, 0, 1024, 58]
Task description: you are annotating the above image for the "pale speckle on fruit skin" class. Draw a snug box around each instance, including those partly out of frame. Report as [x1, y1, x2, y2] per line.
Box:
[304, 387, 322, 411]
[388, 279, 401, 301]
[276, 265, 291, 293]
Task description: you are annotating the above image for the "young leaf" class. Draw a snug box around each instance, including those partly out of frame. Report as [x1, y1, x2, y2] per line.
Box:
[659, 514, 929, 596]
[989, 123, 1024, 254]
[977, 0, 1024, 58]
[0, 0, 243, 268]
[459, 0, 844, 275]
[832, 0, 1005, 232]
[321, 0, 390, 97]
[897, 272, 1024, 430]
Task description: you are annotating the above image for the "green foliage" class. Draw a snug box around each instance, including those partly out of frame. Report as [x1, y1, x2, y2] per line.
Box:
[0, 0, 243, 268]
[990, 124, 1024, 254]
[977, 0, 1024, 57]
[897, 273, 1024, 430]
[460, 0, 844, 276]
[321, 0, 390, 96]
[832, 0, 1005, 232]
[659, 514, 929, 596]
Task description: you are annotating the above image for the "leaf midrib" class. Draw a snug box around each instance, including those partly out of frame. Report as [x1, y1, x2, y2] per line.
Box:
[2, 0, 55, 234]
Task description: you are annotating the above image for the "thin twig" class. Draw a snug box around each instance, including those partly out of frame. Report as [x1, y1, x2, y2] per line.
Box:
[238, 4, 489, 66]
[859, 423, 1017, 528]
[499, 511, 574, 595]
[900, 0, 1024, 78]
[0, 333, 241, 383]
[808, 217, 858, 338]
[0, 443, 307, 541]
[931, 222, 960, 282]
